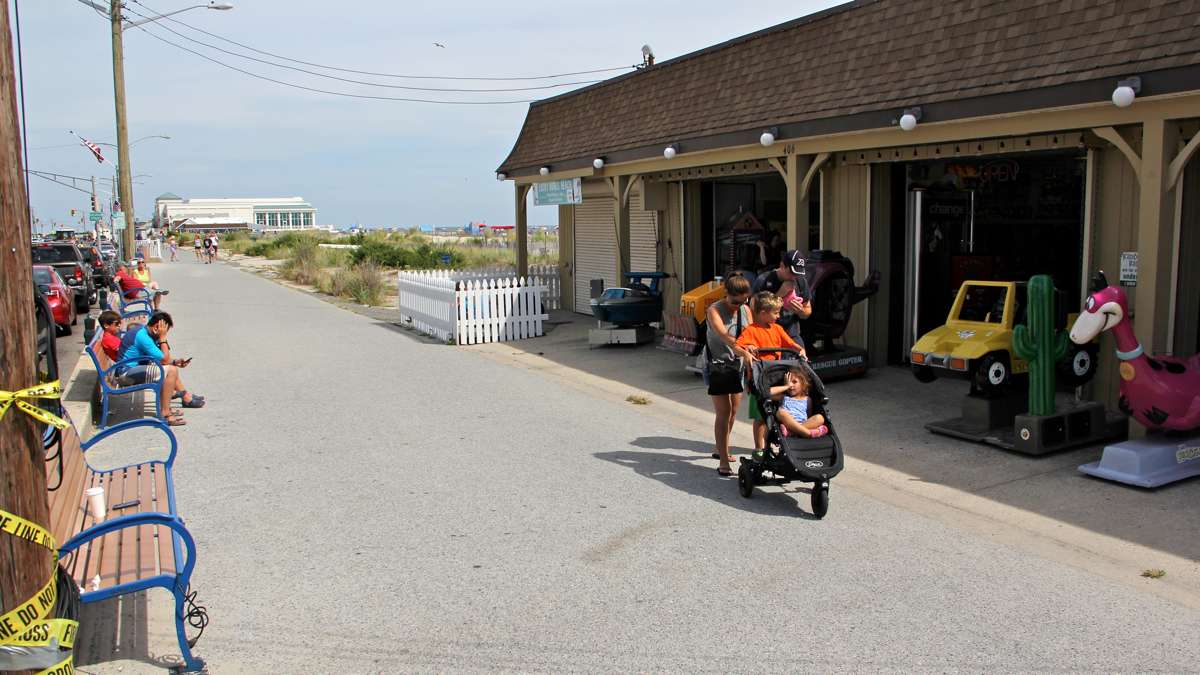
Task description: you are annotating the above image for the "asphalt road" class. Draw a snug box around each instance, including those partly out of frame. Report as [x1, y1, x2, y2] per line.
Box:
[102, 258, 1200, 672]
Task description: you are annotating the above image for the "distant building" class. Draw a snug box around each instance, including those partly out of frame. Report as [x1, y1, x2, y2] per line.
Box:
[154, 194, 320, 233]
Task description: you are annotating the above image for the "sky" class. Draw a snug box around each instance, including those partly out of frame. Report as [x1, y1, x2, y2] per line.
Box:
[16, 0, 842, 229]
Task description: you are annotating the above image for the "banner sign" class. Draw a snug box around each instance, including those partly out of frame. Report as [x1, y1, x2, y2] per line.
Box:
[533, 178, 582, 206]
[88, 211, 102, 222]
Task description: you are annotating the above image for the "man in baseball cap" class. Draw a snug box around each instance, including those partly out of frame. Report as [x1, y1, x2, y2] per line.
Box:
[752, 249, 812, 339]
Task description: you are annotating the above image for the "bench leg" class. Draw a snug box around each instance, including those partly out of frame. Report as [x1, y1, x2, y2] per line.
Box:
[172, 584, 205, 673]
[100, 396, 110, 429]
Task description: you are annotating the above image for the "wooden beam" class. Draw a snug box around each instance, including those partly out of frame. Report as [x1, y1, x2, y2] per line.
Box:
[1165, 131, 1200, 194]
[784, 154, 799, 250]
[800, 152, 830, 201]
[515, 183, 530, 276]
[1092, 127, 1142, 183]
[621, 174, 642, 208]
[767, 157, 787, 180]
[1134, 118, 1178, 355]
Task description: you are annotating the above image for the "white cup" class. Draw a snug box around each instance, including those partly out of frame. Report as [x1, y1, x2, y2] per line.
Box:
[85, 487, 106, 520]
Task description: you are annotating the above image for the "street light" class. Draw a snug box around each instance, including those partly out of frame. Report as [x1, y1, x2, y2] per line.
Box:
[74, 1, 232, 258]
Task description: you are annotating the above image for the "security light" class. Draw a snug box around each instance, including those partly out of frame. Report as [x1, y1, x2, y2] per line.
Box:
[760, 127, 778, 147]
[1112, 76, 1141, 108]
[539, 166, 550, 176]
[899, 107, 923, 131]
[496, 172, 506, 181]
[593, 157, 605, 170]
[663, 144, 677, 160]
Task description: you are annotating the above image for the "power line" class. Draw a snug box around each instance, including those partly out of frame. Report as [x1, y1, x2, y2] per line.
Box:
[130, 23, 544, 104]
[130, 0, 636, 82]
[122, 6, 602, 93]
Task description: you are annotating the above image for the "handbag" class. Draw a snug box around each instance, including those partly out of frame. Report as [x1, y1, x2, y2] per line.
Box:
[706, 305, 745, 388]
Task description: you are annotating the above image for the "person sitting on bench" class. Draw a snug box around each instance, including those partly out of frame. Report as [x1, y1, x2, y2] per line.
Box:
[115, 262, 168, 310]
[118, 311, 205, 425]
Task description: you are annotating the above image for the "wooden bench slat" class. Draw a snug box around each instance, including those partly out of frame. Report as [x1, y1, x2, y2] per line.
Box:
[76, 471, 109, 589]
[47, 438, 89, 549]
[99, 468, 129, 589]
[153, 465, 177, 576]
[136, 465, 162, 579]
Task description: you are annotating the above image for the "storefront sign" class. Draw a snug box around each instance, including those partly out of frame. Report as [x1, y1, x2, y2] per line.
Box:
[534, 178, 582, 206]
[1120, 251, 1138, 286]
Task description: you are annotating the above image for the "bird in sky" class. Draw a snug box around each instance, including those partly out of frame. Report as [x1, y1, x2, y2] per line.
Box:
[433, 42, 446, 48]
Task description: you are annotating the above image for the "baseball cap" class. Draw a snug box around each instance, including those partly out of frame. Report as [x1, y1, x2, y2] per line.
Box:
[782, 249, 806, 275]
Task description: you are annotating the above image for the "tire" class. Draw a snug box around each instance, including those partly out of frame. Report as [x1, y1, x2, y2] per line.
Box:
[737, 462, 754, 499]
[811, 483, 829, 519]
[911, 364, 937, 383]
[972, 353, 1009, 396]
[1058, 345, 1097, 387]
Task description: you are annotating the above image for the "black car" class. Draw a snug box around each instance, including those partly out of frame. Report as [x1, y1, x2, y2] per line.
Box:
[31, 242, 95, 312]
[80, 243, 114, 289]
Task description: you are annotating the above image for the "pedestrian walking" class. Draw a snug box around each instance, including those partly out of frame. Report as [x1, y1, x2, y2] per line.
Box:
[193, 235, 202, 261]
[704, 273, 754, 476]
[168, 235, 178, 261]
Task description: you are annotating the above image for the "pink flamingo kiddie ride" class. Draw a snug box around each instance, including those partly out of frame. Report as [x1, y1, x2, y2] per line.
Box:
[1070, 272, 1200, 486]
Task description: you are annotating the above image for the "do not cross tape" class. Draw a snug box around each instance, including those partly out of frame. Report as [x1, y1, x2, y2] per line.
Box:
[0, 508, 78, 674]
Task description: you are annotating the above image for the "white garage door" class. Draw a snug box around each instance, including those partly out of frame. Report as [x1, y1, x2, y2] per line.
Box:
[573, 197, 617, 315]
[630, 186, 658, 274]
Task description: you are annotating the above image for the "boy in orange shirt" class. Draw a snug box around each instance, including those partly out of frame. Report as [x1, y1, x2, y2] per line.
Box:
[736, 292, 807, 452]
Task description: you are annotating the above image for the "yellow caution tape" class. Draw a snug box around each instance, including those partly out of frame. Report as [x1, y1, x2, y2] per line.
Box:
[0, 508, 77, 672]
[0, 380, 69, 430]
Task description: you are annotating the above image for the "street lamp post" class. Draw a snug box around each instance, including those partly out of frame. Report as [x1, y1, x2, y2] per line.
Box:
[76, 1, 232, 258]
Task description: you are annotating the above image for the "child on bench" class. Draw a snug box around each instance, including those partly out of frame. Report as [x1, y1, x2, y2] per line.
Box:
[768, 366, 828, 439]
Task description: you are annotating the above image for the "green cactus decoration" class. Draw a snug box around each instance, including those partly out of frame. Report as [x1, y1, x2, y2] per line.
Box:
[1012, 274, 1069, 416]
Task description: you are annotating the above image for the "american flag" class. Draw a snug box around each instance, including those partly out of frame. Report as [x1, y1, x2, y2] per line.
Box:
[80, 136, 104, 163]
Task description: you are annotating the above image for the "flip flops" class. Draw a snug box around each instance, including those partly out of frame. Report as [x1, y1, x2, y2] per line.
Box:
[181, 395, 206, 409]
[717, 467, 734, 477]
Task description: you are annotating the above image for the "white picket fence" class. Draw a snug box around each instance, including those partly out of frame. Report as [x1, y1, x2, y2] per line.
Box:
[398, 270, 550, 345]
[424, 264, 561, 310]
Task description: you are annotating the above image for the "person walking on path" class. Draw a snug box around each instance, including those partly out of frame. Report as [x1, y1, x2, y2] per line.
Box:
[704, 273, 754, 476]
[168, 235, 178, 261]
[193, 235, 202, 261]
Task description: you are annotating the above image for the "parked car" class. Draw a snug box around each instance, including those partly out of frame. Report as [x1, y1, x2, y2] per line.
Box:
[33, 264, 77, 335]
[81, 243, 114, 289]
[909, 280, 1098, 396]
[98, 240, 118, 262]
[31, 241, 94, 312]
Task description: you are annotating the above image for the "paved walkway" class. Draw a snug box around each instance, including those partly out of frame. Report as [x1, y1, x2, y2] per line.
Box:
[83, 257, 1200, 672]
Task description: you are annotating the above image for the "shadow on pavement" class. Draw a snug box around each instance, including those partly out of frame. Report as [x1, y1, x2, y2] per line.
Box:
[484, 311, 1200, 562]
[75, 591, 186, 672]
[597, 446, 820, 520]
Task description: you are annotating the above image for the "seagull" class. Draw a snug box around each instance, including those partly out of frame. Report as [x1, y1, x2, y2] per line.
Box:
[433, 42, 446, 48]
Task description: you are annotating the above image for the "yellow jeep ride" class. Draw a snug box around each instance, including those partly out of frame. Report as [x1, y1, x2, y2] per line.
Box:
[910, 280, 1097, 395]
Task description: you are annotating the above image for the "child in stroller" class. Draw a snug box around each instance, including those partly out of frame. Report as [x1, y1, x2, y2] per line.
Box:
[768, 366, 829, 439]
[738, 349, 844, 518]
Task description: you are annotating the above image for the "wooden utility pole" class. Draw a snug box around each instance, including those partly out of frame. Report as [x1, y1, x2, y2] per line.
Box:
[111, 0, 136, 259]
[0, 0, 52, 638]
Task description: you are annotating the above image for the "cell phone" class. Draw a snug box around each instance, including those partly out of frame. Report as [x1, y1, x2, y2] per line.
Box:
[112, 499, 140, 511]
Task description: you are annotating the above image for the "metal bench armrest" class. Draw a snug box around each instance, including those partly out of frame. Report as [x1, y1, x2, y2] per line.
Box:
[81, 418, 178, 466]
[61, 512, 197, 582]
[102, 356, 164, 377]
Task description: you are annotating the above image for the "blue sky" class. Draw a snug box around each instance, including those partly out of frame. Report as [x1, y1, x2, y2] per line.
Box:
[17, 0, 840, 229]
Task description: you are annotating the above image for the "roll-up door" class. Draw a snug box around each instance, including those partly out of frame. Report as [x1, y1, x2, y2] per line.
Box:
[573, 197, 618, 315]
[630, 186, 658, 273]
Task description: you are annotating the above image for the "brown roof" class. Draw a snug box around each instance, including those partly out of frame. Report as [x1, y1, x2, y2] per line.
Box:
[498, 0, 1200, 174]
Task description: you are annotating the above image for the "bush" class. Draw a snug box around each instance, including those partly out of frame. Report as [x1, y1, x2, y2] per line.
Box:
[348, 240, 463, 269]
[318, 263, 386, 305]
[280, 239, 322, 285]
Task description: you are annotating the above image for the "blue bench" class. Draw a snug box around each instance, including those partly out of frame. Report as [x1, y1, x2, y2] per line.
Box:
[87, 329, 166, 428]
[106, 281, 152, 323]
[47, 418, 205, 672]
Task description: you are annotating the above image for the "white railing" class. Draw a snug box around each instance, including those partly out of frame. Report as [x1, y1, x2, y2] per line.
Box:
[398, 270, 549, 345]
[417, 264, 560, 310]
[136, 239, 162, 261]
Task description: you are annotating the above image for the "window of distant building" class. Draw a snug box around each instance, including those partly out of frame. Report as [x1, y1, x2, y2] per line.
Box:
[256, 213, 266, 226]
[267, 212, 277, 227]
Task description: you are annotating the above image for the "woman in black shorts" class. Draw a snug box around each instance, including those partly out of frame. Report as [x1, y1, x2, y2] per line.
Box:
[703, 273, 754, 476]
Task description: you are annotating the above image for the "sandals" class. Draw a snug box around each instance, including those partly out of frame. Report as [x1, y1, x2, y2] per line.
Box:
[165, 414, 187, 426]
[181, 395, 206, 409]
[717, 467, 734, 477]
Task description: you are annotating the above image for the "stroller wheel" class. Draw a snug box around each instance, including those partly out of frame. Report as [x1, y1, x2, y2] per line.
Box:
[737, 462, 754, 499]
[811, 483, 830, 519]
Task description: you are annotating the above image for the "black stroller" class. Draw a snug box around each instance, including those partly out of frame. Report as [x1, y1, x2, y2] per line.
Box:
[737, 349, 844, 518]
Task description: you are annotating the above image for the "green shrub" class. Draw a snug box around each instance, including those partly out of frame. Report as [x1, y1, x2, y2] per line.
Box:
[317, 263, 386, 305]
[280, 239, 322, 285]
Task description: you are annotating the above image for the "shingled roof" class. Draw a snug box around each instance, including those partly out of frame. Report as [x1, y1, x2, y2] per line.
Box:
[498, 0, 1200, 174]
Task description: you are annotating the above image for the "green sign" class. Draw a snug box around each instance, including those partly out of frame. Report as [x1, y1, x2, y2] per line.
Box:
[533, 178, 582, 206]
[112, 213, 125, 230]
[88, 211, 102, 222]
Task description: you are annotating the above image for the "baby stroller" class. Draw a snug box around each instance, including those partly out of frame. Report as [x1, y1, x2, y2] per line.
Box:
[737, 349, 844, 518]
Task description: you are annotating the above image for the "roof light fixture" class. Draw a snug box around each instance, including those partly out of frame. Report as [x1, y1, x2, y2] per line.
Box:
[496, 172, 506, 181]
[663, 144, 678, 160]
[760, 127, 778, 147]
[1112, 76, 1141, 108]
[539, 166, 550, 176]
[593, 157, 605, 170]
[899, 106, 923, 132]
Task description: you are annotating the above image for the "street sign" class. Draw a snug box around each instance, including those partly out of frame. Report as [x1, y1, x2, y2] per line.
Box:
[88, 211, 102, 222]
[533, 178, 582, 206]
[112, 213, 125, 230]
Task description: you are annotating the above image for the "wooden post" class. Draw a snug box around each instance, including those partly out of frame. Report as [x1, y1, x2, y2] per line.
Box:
[0, 0, 53, 647]
[515, 183, 530, 277]
[612, 176, 631, 283]
[1135, 118, 1180, 354]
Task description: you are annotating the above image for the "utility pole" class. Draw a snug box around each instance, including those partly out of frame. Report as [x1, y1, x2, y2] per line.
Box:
[0, 0, 53, 652]
[110, 0, 135, 260]
[91, 175, 99, 239]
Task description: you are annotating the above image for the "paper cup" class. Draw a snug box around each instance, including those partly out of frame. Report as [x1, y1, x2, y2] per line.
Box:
[85, 487, 106, 520]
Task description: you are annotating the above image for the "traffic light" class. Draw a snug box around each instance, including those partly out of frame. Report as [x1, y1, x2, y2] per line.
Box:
[70, 209, 77, 216]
